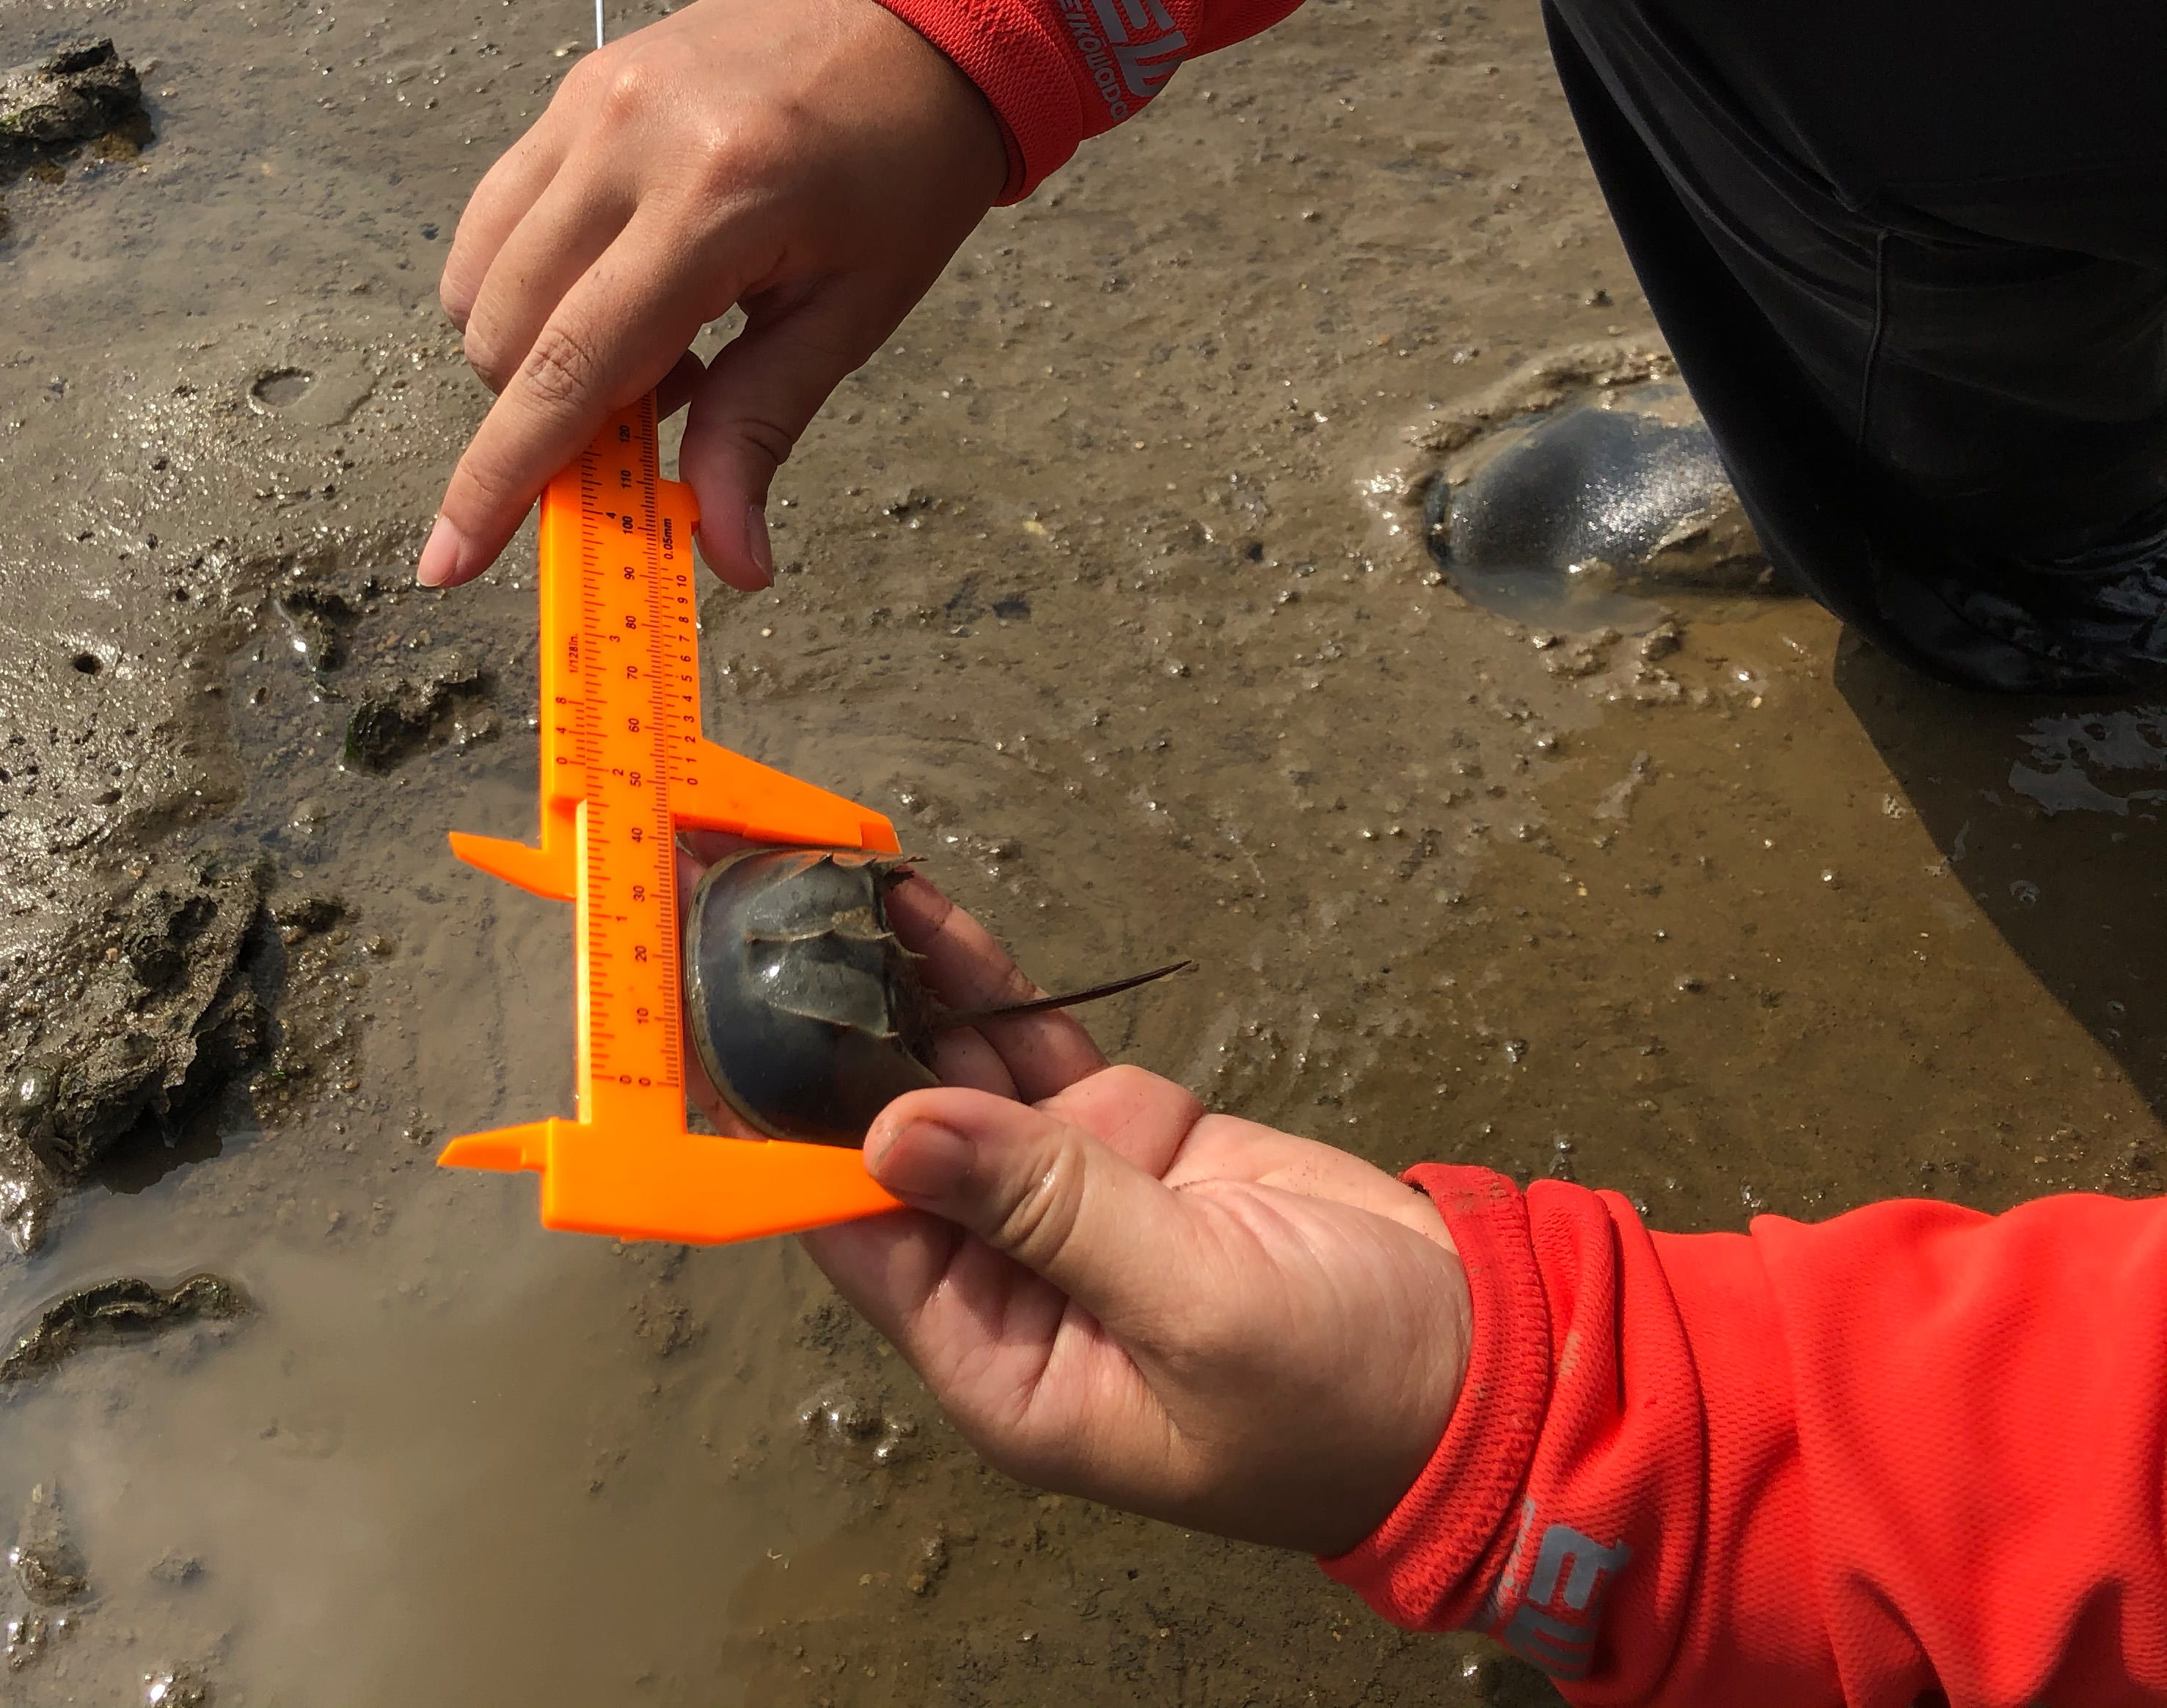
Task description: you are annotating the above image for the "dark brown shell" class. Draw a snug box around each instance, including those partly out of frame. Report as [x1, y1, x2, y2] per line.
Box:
[682, 847, 938, 1146]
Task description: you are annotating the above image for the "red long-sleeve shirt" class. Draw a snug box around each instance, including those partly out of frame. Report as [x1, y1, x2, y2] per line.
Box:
[867, 1, 2167, 1698]
[1320, 1168, 2167, 1707]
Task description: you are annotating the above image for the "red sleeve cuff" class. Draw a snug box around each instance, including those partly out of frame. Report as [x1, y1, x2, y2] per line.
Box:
[875, 0, 1095, 202]
[1319, 1164, 1554, 1627]
[1320, 1170, 1725, 1701]
[879, 0, 1302, 202]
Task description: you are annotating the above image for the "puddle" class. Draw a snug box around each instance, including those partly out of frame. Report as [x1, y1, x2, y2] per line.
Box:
[2010, 707, 2167, 815]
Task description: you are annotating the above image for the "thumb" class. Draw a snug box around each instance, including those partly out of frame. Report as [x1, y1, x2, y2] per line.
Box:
[865, 1087, 1201, 1337]
[678, 281, 893, 591]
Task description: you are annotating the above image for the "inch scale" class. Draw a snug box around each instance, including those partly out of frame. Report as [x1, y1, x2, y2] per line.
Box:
[438, 395, 903, 1244]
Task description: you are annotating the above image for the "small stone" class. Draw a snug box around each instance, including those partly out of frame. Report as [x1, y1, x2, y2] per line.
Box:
[10, 1483, 87, 1607]
[143, 1665, 212, 1707]
[271, 894, 344, 937]
[905, 1530, 950, 1596]
[1640, 619, 1682, 661]
[147, 1551, 203, 1586]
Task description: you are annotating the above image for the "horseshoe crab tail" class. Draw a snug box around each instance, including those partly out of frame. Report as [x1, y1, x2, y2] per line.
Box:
[940, 960, 1195, 1029]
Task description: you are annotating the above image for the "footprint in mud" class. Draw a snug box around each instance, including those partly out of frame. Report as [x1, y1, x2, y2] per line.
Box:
[245, 355, 375, 429]
[249, 368, 314, 410]
[1407, 343, 1772, 632]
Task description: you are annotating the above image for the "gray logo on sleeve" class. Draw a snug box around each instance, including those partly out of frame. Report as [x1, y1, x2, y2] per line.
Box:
[1477, 1498, 1634, 1681]
[1059, 0, 1188, 120]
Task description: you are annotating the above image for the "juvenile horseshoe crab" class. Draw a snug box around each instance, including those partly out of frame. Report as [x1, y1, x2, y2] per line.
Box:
[684, 846, 1188, 1145]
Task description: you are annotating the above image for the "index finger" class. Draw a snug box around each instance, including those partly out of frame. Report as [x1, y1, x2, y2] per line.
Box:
[883, 875, 1108, 1102]
[417, 206, 726, 588]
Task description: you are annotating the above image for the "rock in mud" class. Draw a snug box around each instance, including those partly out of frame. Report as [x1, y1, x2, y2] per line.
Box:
[0, 41, 150, 181]
[144, 1665, 213, 1706]
[1, 1274, 249, 1389]
[341, 646, 484, 770]
[905, 1529, 950, 1596]
[9, 1482, 86, 1607]
[274, 584, 362, 673]
[146, 1551, 203, 1587]
[4, 1610, 50, 1670]
[271, 892, 344, 942]
[0, 854, 270, 1252]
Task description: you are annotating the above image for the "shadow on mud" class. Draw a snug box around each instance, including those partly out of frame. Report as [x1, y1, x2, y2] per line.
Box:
[1839, 640, 2167, 1125]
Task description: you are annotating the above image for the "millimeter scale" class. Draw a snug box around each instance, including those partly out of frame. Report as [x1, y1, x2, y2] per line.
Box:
[436, 395, 904, 1244]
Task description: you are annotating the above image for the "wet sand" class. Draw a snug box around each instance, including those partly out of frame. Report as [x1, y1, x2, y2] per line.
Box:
[3, 0, 2165, 1702]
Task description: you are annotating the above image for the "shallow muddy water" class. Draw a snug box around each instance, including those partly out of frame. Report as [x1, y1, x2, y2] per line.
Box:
[3, 0, 2165, 1702]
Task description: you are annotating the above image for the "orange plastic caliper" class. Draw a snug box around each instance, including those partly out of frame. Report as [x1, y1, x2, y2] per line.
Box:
[437, 395, 903, 1243]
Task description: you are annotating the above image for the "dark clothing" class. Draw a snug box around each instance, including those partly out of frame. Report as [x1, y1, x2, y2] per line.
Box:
[1541, 0, 2167, 691]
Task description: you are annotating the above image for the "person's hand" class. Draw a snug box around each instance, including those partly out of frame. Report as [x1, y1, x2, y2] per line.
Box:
[423, 0, 1005, 591]
[791, 875, 1474, 1558]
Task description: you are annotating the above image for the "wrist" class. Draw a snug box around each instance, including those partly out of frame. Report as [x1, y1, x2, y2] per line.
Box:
[1320, 1168, 1550, 1604]
[863, 0, 1013, 204]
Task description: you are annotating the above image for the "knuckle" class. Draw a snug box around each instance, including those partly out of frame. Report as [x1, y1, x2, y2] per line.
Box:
[439, 271, 472, 329]
[728, 413, 797, 471]
[518, 323, 601, 412]
[556, 51, 607, 103]
[462, 324, 511, 391]
[598, 57, 669, 123]
[681, 109, 789, 189]
[990, 1136, 1085, 1269]
[684, 123, 742, 186]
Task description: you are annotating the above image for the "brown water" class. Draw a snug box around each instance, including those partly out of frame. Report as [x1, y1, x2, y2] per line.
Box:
[3, 0, 2164, 1701]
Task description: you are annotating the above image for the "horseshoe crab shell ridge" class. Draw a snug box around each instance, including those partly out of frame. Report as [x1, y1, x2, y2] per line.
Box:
[682, 847, 940, 1147]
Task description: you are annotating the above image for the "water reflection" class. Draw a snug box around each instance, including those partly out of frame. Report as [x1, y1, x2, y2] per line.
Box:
[1839, 644, 2167, 1114]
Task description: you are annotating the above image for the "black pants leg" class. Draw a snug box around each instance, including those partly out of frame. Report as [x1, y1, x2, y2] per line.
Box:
[1540, 0, 2167, 691]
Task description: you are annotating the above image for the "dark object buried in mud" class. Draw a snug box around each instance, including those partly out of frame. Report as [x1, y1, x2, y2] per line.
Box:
[0, 40, 152, 181]
[341, 646, 488, 770]
[1426, 388, 1767, 628]
[684, 846, 1189, 1145]
[0, 855, 271, 1254]
[0, 1273, 248, 1389]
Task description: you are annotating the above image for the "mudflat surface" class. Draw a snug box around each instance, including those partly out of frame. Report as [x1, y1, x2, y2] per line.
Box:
[3, 0, 2165, 1702]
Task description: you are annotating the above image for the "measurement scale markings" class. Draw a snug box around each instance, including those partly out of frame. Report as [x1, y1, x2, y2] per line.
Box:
[441, 393, 910, 1244]
[571, 412, 683, 1098]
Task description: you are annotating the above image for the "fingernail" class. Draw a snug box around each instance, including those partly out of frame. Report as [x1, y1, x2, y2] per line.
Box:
[865, 1117, 973, 1201]
[743, 503, 773, 586]
[415, 515, 467, 587]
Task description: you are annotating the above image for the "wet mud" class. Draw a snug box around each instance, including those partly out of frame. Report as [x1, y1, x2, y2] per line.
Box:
[1, 0, 2163, 1702]
[0, 39, 150, 242]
